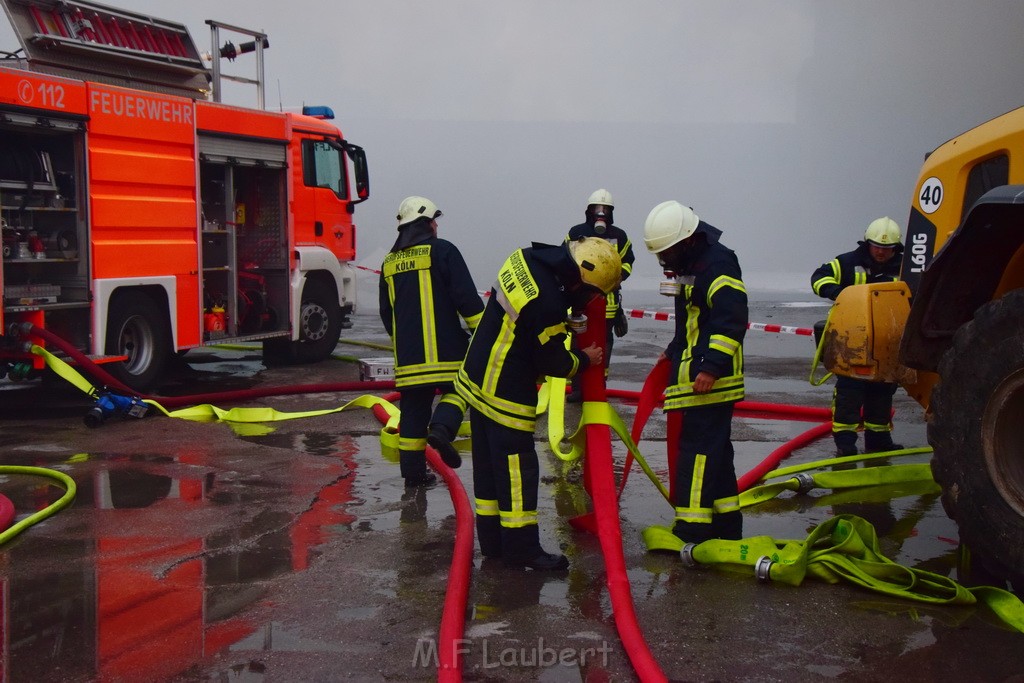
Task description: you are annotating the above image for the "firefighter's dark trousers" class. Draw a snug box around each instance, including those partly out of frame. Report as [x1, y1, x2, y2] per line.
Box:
[398, 383, 464, 480]
[831, 376, 898, 453]
[670, 402, 742, 544]
[469, 408, 545, 563]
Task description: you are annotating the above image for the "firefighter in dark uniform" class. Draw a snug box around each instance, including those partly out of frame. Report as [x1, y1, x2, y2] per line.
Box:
[643, 200, 747, 544]
[379, 196, 484, 487]
[451, 237, 620, 570]
[811, 216, 904, 456]
[564, 189, 635, 399]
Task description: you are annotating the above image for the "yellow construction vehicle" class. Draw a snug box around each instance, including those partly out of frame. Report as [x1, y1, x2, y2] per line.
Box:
[823, 105, 1024, 586]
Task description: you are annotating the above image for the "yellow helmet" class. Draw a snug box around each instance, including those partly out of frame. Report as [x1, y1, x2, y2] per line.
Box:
[569, 236, 621, 294]
[397, 196, 442, 227]
[864, 217, 901, 247]
[643, 200, 699, 253]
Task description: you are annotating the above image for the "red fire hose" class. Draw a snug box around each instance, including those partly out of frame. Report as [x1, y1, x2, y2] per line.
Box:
[576, 297, 668, 683]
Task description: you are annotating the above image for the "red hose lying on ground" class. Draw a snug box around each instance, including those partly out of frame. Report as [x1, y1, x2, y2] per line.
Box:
[372, 396, 474, 682]
[736, 421, 833, 492]
[29, 325, 396, 406]
[0, 494, 15, 532]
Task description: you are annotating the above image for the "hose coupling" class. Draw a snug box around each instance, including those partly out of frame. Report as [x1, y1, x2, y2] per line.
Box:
[794, 472, 815, 494]
[680, 543, 698, 568]
[754, 555, 774, 582]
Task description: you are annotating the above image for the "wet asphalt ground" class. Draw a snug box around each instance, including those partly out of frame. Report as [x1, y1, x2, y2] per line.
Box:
[1, 289, 1022, 682]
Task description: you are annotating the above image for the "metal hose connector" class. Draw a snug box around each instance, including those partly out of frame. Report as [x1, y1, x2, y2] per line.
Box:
[680, 543, 698, 568]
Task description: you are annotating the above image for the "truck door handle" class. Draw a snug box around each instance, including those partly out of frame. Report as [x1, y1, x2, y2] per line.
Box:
[314, 221, 323, 236]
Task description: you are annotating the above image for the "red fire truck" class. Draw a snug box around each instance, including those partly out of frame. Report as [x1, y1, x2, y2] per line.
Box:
[0, 0, 370, 389]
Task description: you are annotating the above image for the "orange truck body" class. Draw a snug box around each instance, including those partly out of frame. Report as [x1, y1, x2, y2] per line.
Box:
[0, 10, 368, 388]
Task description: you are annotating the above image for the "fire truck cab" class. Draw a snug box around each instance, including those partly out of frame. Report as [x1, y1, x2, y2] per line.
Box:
[0, 0, 369, 389]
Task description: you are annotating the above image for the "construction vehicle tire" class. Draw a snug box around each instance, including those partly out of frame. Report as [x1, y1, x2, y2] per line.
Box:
[929, 288, 1024, 586]
[104, 289, 172, 391]
[263, 278, 341, 366]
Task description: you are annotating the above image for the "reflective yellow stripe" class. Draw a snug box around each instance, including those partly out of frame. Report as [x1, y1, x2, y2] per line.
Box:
[457, 368, 536, 420]
[464, 311, 483, 329]
[395, 360, 463, 376]
[665, 375, 744, 410]
[476, 498, 499, 516]
[689, 453, 706, 509]
[832, 421, 858, 432]
[482, 319, 516, 396]
[419, 269, 438, 363]
[394, 360, 463, 387]
[864, 421, 892, 433]
[674, 507, 713, 524]
[501, 453, 537, 528]
[812, 259, 841, 296]
[709, 334, 739, 356]
[618, 239, 632, 260]
[437, 392, 467, 412]
[399, 436, 427, 451]
[706, 275, 746, 305]
[456, 370, 537, 432]
[537, 321, 568, 346]
[713, 495, 741, 514]
[500, 509, 538, 527]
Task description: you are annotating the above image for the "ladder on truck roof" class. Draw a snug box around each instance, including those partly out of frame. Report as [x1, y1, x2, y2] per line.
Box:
[0, 0, 210, 98]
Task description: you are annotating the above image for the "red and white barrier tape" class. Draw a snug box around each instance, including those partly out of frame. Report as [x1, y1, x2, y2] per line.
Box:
[625, 308, 812, 336]
[358, 265, 811, 336]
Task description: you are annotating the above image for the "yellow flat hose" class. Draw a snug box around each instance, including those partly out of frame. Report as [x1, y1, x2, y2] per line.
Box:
[0, 466, 77, 546]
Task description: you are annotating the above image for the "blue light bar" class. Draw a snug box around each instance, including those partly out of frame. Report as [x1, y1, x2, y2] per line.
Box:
[302, 105, 335, 120]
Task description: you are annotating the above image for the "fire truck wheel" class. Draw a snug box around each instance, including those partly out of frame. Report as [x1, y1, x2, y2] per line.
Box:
[929, 289, 1024, 587]
[263, 279, 341, 366]
[104, 290, 172, 391]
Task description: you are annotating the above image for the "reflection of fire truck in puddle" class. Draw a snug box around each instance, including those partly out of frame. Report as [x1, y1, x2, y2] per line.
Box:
[0, 436, 360, 680]
[0, 0, 370, 390]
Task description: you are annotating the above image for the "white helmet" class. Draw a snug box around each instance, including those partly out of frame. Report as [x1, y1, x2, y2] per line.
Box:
[397, 196, 442, 227]
[864, 217, 901, 247]
[569, 236, 622, 294]
[587, 188, 614, 208]
[643, 200, 699, 253]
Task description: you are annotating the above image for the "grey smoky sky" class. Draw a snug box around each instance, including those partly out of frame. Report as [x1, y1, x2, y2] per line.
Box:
[5, 1, 1024, 296]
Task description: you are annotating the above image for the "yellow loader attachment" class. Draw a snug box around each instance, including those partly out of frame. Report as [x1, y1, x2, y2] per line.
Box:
[821, 281, 913, 384]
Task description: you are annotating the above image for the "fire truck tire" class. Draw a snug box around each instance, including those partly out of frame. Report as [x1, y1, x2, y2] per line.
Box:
[929, 289, 1024, 586]
[104, 290, 172, 391]
[262, 279, 341, 366]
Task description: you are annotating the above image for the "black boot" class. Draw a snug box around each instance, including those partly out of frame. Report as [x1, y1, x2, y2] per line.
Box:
[427, 425, 461, 468]
[404, 471, 438, 488]
[504, 550, 569, 571]
[865, 437, 903, 454]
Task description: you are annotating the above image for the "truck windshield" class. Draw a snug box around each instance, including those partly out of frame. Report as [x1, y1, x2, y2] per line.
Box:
[303, 140, 347, 199]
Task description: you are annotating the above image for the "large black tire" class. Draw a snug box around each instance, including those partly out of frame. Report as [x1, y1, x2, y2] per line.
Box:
[929, 288, 1024, 585]
[104, 290, 172, 392]
[262, 278, 342, 366]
